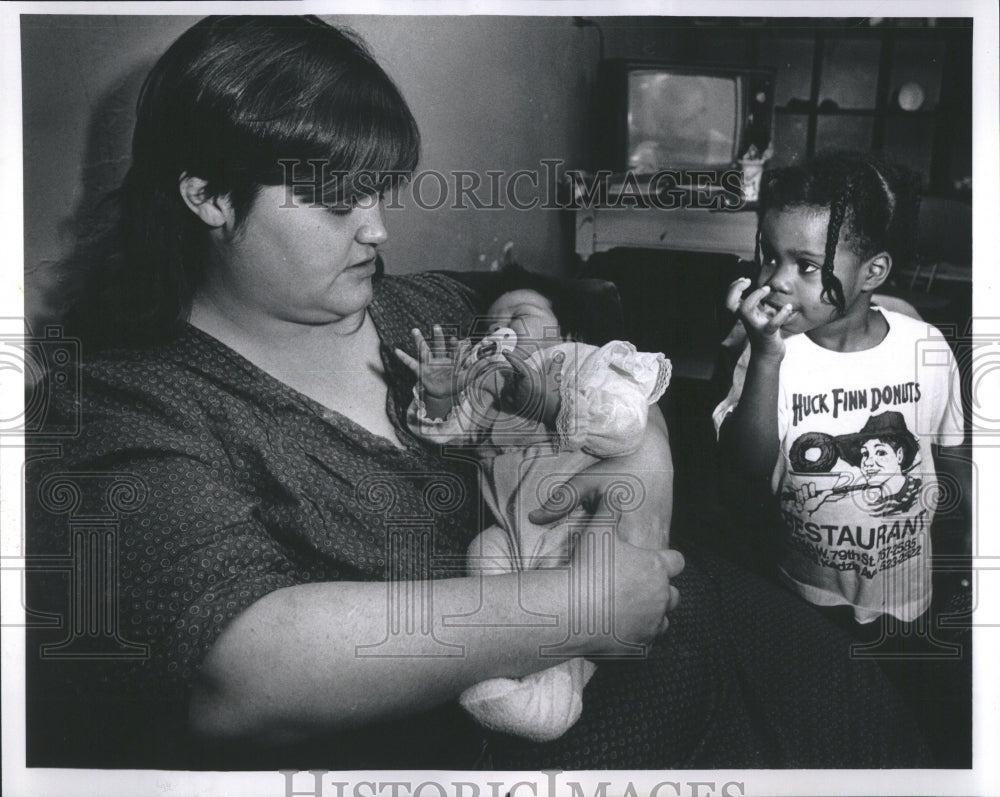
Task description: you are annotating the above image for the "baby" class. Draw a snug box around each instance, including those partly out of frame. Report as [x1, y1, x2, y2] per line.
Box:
[395, 285, 671, 741]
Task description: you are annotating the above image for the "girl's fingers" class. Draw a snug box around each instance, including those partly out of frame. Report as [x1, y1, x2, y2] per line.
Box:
[739, 284, 772, 317]
[393, 347, 420, 374]
[724, 277, 753, 313]
[763, 302, 794, 334]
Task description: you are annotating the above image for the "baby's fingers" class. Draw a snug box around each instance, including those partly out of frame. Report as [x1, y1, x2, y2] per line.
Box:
[502, 351, 531, 381]
[545, 350, 565, 382]
[394, 347, 420, 374]
[430, 324, 447, 358]
[411, 328, 432, 362]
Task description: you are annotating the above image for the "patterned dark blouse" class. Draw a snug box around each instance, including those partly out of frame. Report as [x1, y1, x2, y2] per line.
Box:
[27, 272, 490, 768]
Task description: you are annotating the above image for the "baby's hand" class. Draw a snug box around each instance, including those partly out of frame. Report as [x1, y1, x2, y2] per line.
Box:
[725, 277, 791, 359]
[394, 326, 470, 400]
[499, 350, 564, 426]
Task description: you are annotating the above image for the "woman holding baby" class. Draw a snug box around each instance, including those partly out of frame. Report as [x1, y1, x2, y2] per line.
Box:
[27, 15, 928, 770]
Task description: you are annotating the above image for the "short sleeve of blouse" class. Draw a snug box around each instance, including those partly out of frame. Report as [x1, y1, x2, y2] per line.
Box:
[26, 377, 310, 698]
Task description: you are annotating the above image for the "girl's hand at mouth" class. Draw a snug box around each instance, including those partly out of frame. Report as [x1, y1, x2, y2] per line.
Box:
[725, 277, 794, 359]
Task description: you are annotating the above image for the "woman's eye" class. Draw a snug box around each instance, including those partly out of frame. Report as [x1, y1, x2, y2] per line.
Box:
[798, 261, 820, 274]
[324, 199, 354, 216]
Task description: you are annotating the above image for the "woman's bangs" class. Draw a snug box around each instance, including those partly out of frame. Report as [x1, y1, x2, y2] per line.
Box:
[285, 71, 419, 209]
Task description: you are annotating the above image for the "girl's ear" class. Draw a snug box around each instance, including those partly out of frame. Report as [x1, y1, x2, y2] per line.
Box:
[862, 252, 892, 291]
[178, 174, 235, 230]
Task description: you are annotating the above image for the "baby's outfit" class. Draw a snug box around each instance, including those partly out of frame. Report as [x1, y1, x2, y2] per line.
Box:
[407, 333, 671, 741]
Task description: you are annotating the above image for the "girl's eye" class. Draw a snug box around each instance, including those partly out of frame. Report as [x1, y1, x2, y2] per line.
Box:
[798, 261, 820, 274]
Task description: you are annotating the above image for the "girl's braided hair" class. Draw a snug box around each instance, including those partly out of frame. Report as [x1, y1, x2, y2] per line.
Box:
[758, 150, 922, 314]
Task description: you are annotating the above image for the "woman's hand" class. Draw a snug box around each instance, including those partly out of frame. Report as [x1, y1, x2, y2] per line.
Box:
[525, 406, 681, 653]
[725, 277, 790, 361]
[564, 501, 684, 656]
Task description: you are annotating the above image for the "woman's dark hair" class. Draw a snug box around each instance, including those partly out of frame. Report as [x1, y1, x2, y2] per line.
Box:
[63, 15, 420, 349]
[757, 150, 922, 315]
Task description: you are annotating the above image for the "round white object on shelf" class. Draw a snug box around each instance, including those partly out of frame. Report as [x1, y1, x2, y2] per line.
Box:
[897, 81, 925, 111]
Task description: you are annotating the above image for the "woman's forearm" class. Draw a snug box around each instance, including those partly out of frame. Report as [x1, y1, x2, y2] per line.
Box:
[189, 569, 584, 745]
[629, 405, 674, 549]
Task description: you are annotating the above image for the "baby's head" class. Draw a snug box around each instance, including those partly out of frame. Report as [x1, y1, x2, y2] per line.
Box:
[486, 289, 564, 349]
[479, 264, 587, 350]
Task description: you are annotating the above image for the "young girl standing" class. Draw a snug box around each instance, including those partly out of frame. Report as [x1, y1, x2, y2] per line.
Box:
[714, 150, 967, 630]
[713, 152, 972, 764]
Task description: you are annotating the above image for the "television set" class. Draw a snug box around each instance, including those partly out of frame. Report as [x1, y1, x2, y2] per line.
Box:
[595, 60, 775, 180]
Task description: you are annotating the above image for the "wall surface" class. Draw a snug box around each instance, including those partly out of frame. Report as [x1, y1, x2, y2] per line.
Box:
[21, 14, 600, 327]
[21, 15, 971, 329]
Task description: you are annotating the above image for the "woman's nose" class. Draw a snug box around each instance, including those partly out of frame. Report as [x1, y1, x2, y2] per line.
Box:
[355, 200, 388, 245]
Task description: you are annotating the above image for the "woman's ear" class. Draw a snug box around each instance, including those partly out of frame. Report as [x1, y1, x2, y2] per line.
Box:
[178, 174, 234, 229]
[862, 252, 892, 291]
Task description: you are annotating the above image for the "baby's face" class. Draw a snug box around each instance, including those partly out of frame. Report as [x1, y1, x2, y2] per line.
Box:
[486, 289, 562, 348]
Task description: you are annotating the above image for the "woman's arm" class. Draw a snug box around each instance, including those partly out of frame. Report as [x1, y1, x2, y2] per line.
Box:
[530, 403, 675, 551]
[189, 528, 683, 746]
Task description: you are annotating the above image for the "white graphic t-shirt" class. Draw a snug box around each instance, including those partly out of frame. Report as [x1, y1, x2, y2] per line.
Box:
[714, 309, 965, 622]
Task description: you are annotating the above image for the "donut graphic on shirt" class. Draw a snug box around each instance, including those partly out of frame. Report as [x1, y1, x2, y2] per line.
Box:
[784, 411, 922, 518]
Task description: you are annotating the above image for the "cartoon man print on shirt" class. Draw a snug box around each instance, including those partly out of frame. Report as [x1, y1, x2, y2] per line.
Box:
[786, 411, 922, 518]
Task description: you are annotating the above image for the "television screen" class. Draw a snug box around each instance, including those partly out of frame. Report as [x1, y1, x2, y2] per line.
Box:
[627, 70, 740, 173]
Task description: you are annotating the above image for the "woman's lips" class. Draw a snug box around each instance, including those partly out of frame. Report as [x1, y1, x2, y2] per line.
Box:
[348, 257, 377, 273]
